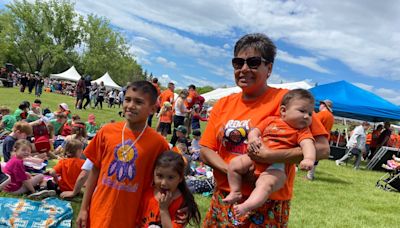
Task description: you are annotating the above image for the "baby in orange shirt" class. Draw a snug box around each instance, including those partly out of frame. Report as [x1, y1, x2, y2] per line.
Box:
[49, 139, 85, 194]
[223, 89, 316, 216]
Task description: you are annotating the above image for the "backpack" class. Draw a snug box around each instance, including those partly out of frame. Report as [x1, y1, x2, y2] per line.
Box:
[32, 122, 51, 153]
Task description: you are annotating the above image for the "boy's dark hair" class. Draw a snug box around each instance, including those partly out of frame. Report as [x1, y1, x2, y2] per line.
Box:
[126, 81, 158, 105]
[22, 101, 30, 109]
[71, 114, 81, 121]
[64, 139, 83, 158]
[192, 129, 201, 137]
[34, 99, 42, 104]
[155, 151, 201, 225]
[152, 77, 158, 83]
[188, 84, 196, 90]
[281, 89, 315, 107]
[42, 107, 51, 116]
[18, 103, 28, 110]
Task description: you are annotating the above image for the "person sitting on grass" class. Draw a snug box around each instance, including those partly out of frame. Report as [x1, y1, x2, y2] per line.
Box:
[189, 129, 202, 161]
[223, 89, 316, 216]
[85, 114, 99, 139]
[49, 139, 85, 195]
[2, 121, 32, 162]
[55, 120, 88, 157]
[0, 106, 16, 134]
[2, 139, 55, 199]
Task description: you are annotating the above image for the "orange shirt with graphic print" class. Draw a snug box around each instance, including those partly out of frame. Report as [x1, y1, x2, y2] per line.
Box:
[137, 187, 184, 228]
[200, 87, 328, 201]
[185, 90, 198, 108]
[316, 110, 334, 139]
[53, 157, 85, 192]
[84, 122, 170, 228]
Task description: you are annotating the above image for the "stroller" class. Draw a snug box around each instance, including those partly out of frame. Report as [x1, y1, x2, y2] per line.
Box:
[376, 156, 400, 192]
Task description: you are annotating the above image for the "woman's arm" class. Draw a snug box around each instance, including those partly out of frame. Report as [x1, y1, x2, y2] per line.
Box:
[249, 135, 329, 164]
[200, 146, 228, 174]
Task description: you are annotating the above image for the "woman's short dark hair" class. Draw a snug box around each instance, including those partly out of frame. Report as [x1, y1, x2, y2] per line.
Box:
[234, 33, 277, 63]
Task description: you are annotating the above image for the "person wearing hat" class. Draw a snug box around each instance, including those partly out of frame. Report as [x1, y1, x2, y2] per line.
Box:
[156, 101, 173, 138]
[58, 103, 72, 119]
[306, 99, 334, 180]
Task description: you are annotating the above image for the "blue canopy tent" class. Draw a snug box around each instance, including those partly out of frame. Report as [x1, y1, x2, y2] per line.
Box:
[309, 80, 400, 122]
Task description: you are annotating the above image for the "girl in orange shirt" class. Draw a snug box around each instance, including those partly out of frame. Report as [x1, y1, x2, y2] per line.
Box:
[157, 101, 173, 138]
[137, 151, 201, 227]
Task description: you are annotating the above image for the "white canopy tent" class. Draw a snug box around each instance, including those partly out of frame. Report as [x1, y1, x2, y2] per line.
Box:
[202, 80, 313, 102]
[92, 72, 121, 90]
[50, 66, 82, 82]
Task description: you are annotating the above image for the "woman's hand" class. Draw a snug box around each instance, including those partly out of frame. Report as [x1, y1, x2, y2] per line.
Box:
[248, 142, 270, 163]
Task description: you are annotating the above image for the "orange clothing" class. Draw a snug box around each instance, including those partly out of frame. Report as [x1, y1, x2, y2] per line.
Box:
[370, 129, 382, 148]
[137, 187, 184, 228]
[185, 90, 198, 108]
[159, 89, 174, 107]
[53, 157, 85, 192]
[366, 133, 372, 145]
[200, 87, 328, 201]
[159, 109, 173, 123]
[388, 134, 398, 147]
[84, 122, 170, 228]
[396, 135, 400, 148]
[255, 116, 314, 200]
[152, 82, 161, 96]
[316, 109, 334, 139]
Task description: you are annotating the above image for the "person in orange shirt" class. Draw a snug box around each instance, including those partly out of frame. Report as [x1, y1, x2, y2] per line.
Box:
[368, 124, 383, 158]
[157, 101, 173, 138]
[76, 81, 171, 228]
[185, 84, 198, 135]
[306, 99, 334, 180]
[147, 78, 162, 127]
[200, 33, 329, 227]
[49, 139, 85, 194]
[137, 151, 200, 227]
[158, 82, 175, 109]
[223, 89, 316, 216]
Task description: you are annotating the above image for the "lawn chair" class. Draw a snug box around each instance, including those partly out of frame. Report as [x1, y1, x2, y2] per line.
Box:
[376, 164, 400, 192]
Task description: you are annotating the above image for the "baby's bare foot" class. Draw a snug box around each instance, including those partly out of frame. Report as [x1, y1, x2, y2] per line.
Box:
[222, 191, 242, 204]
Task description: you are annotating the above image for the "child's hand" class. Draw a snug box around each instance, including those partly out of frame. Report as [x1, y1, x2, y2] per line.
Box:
[76, 209, 88, 228]
[299, 159, 314, 171]
[158, 191, 173, 210]
[247, 137, 262, 154]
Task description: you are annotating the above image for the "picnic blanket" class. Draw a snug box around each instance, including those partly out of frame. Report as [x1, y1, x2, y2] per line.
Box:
[0, 197, 72, 227]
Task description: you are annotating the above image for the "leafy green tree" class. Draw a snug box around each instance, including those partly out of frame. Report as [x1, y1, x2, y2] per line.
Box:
[197, 86, 214, 94]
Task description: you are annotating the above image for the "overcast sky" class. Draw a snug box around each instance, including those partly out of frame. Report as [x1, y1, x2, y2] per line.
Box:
[2, 0, 400, 104]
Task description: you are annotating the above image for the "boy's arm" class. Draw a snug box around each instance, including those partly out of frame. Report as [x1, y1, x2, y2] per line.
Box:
[298, 139, 316, 170]
[76, 166, 100, 228]
[249, 135, 329, 164]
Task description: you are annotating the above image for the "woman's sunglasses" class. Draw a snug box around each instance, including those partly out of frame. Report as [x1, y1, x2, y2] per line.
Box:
[232, 56, 269, 70]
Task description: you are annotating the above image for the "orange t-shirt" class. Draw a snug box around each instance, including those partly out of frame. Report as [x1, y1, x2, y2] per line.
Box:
[84, 122, 170, 228]
[200, 87, 328, 201]
[396, 135, 400, 148]
[53, 157, 85, 192]
[185, 90, 198, 108]
[152, 82, 161, 96]
[366, 133, 372, 145]
[256, 116, 314, 200]
[159, 90, 174, 107]
[137, 187, 184, 228]
[370, 129, 381, 148]
[316, 110, 334, 139]
[160, 109, 173, 123]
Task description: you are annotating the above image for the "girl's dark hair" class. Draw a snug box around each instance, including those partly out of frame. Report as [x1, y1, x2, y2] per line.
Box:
[155, 151, 201, 225]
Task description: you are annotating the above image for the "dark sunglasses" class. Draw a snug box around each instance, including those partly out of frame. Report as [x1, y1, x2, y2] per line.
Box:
[232, 56, 269, 70]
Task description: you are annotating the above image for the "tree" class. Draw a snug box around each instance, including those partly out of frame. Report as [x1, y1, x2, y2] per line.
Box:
[1, 0, 82, 73]
[80, 14, 145, 85]
[197, 86, 214, 94]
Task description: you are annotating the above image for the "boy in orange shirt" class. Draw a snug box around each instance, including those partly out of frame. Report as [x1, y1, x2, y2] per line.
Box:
[49, 139, 85, 194]
[223, 89, 316, 216]
[76, 81, 170, 228]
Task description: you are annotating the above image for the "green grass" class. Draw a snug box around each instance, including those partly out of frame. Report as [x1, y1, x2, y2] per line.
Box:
[1, 87, 400, 227]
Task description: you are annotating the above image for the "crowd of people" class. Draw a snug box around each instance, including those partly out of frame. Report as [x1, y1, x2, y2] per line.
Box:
[1, 32, 395, 227]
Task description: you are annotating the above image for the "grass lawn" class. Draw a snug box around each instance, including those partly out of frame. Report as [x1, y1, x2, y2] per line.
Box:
[1, 87, 399, 227]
